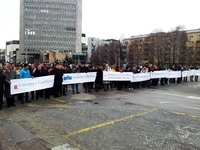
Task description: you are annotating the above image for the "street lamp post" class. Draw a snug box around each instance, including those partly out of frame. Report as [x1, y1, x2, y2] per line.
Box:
[25, 29, 35, 63]
[25, 29, 28, 63]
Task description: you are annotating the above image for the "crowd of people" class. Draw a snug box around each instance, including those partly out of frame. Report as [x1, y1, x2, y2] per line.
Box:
[0, 62, 198, 110]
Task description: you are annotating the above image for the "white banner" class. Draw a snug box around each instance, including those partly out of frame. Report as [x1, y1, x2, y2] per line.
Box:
[11, 75, 54, 95]
[194, 70, 200, 76]
[103, 72, 132, 81]
[189, 70, 195, 76]
[182, 71, 190, 77]
[131, 73, 150, 82]
[62, 72, 96, 84]
[168, 71, 182, 78]
[150, 71, 168, 79]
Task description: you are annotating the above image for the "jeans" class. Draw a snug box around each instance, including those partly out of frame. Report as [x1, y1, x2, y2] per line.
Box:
[71, 84, 79, 93]
[21, 92, 29, 103]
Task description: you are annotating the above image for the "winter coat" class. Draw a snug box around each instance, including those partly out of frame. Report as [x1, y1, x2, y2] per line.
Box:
[19, 68, 31, 79]
[3, 70, 18, 98]
[0, 71, 6, 92]
[52, 68, 63, 86]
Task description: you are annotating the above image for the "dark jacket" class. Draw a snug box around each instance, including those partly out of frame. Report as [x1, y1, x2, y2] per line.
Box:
[3, 70, 18, 98]
[52, 68, 63, 86]
[0, 71, 6, 92]
[94, 69, 103, 83]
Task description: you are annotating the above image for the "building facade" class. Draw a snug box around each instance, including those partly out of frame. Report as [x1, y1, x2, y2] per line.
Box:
[20, 0, 82, 63]
[5, 40, 24, 63]
[0, 49, 5, 63]
[123, 28, 200, 65]
[187, 29, 200, 64]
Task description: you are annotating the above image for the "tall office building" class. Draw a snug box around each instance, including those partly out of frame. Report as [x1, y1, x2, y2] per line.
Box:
[20, 0, 82, 62]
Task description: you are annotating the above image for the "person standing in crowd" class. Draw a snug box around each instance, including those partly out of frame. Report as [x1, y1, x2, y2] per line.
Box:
[183, 65, 188, 82]
[30, 64, 38, 100]
[195, 65, 199, 82]
[190, 65, 194, 82]
[103, 65, 110, 92]
[71, 65, 80, 94]
[44, 66, 52, 100]
[141, 66, 148, 88]
[164, 65, 169, 85]
[148, 63, 154, 87]
[82, 63, 91, 93]
[0, 69, 6, 110]
[176, 64, 182, 84]
[35, 64, 45, 99]
[110, 65, 116, 89]
[94, 64, 102, 92]
[88, 65, 94, 92]
[62, 65, 70, 95]
[19, 64, 32, 104]
[169, 65, 176, 84]
[16, 64, 23, 77]
[52, 64, 63, 98]
[159, 65, 166, 86]
[117, 66, 123, 90]
[134, 65, 142, 88]
[16, 64, 23, 101]
[3, 65, 18, 107]
[125, 65, 133, 90]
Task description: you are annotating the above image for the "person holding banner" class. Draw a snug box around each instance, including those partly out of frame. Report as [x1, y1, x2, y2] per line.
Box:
[82, 63, 91, 93]
[62, 65, 70, 95]
[116, 66, 123, 90]
[19, 64, 32, 104]
[44, 66, 53, 100]
[3, 65, 18, 107]
[52, 64, 63, 98]
[195, 65, 199, 82]
[103, 65, 110, 92]
[94, 65, 103, 92]
[0, 69, 6, 110]
[183, 65, 188, 82]
[71, 65, 80, 94]
[190, 65, 194, 82]
[35, 65, 45, 99]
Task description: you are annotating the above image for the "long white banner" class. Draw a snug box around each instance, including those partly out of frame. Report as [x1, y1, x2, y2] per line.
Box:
[194, 70, 200, 76]
[10, 70, 200, 94]
[182, 71, 191, 77]
[131, 73, 150, 82]
[11, 75, 54, 95]
[168, 71, 182, 78]
[62, 72, 97, 84]
[103, 72, 132, 81]
[150, 71, 168, 79]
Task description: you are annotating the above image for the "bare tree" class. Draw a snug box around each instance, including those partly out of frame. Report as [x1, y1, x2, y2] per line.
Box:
[90, 42, 120, 65]
[169, 26, 189, 65]
[128, 39, 143, 64]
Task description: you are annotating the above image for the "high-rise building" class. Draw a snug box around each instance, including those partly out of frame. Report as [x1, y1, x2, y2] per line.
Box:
[20, 0, 82, 63]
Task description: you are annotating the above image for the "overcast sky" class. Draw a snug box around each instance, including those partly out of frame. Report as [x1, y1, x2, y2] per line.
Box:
[0, 0, 199, 48]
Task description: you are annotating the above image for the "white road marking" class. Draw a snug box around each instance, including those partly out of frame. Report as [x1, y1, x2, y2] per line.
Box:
[186, 106, 200, 110]
[152, 91, 200, 100]
[160, 101, 170, 104]
[51, 143, 78, 150]
[152, 91, 186, 98]
[186, 96, 200, 100]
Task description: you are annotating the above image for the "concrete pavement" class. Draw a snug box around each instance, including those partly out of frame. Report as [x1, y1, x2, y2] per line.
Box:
[0, 81, 200, 149]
